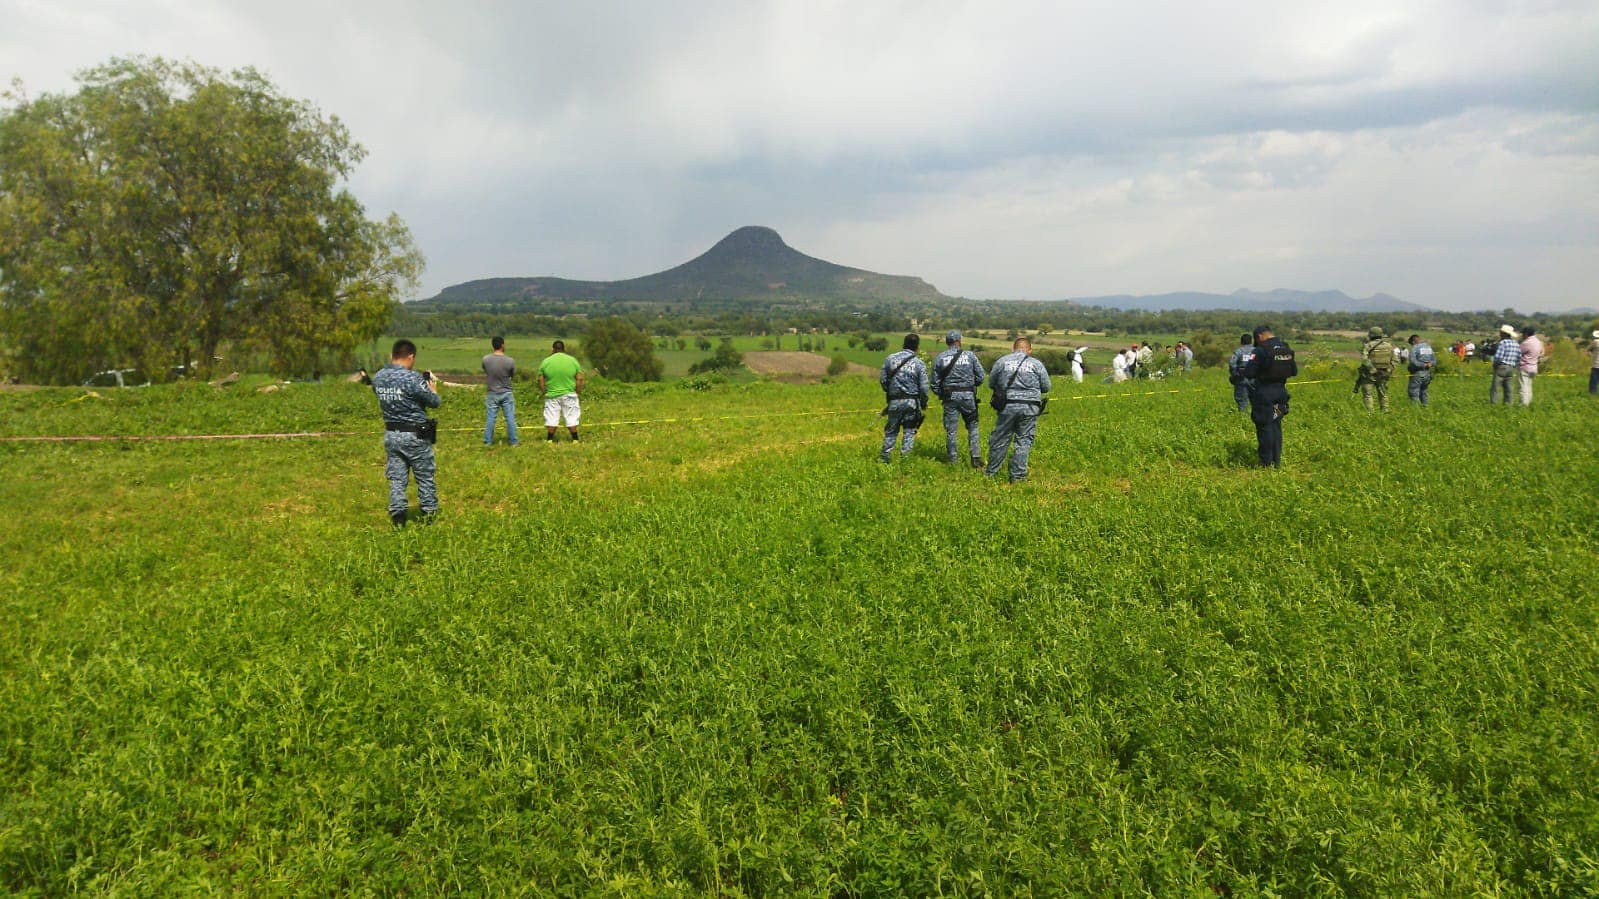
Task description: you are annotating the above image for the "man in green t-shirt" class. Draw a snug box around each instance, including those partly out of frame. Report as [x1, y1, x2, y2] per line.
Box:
[537, 340, 585, 442]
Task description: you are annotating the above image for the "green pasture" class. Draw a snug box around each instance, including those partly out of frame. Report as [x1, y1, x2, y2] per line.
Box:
[397, 329, 1519, 386]
[2, 369, 1596, 894]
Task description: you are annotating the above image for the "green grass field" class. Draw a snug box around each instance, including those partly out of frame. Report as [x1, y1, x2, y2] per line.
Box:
[3, 369, 1596, 894]
[401, 330, 1504, 386]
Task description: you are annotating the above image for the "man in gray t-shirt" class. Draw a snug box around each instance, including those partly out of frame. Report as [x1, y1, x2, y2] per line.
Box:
[482, 336, 518, 446]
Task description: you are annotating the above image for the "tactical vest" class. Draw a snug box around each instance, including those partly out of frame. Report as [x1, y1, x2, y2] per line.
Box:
[1366, 340, 1395, 373]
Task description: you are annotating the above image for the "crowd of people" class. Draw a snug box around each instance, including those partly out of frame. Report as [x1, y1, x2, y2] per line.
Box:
[372, 324, 1598, 524]
[1102, 341, 1194, 383]
[370, 337, 585, 527]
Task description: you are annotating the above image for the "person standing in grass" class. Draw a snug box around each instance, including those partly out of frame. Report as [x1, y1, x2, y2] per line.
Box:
[538, 340, 584, 442]
[1357, 326, 1396, 412]
[1406, 334, 1437, 406]
[372, 338, 442, 527]
[879, 333, 930, 463]
[1490, 324, 1520, 405]
[1242, 325, 1296, 469]
[932, 330, 985, 468]
[1517, 325, 1542, 407]
[1589, 330, 1599, 395]
[985, 336, 1052, 482]
[482, 336, 518, 446]
[1228, 333, 1255, 412]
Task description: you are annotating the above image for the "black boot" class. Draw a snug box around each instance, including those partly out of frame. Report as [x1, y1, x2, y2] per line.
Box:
[416, 509, 438, 525]
[971, 456, 982, 469]
[389, 510, 407, 528]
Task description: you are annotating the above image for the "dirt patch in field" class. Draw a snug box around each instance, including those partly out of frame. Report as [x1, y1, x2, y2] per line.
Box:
[743, 352, 873, 380]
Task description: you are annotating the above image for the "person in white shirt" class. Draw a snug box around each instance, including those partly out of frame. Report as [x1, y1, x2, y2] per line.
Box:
[1110, 349, 1129, 383]
[1070, 348, 1086, 383]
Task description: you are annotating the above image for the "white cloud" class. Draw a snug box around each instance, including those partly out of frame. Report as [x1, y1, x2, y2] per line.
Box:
[812, 111, 1599, 309]
[1, 0, 1596, 308]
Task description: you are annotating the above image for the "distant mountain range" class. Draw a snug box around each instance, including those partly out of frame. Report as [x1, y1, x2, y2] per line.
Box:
[1070, 288, 1432, 313]
[423, 226, 1438, 314]
[425, 226, 946, 304]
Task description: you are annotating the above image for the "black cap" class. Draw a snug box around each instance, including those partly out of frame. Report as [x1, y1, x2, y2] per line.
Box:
[1252, 324, 1272, 338]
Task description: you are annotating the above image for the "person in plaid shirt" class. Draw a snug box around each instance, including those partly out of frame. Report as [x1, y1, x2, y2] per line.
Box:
[1490, 325, 1521, 405]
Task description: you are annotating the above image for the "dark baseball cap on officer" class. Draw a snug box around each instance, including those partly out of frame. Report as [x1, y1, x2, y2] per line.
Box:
[1252, 324, 1272, 338]
[945, 330, 962, 344]
[903, 333, 920, 350]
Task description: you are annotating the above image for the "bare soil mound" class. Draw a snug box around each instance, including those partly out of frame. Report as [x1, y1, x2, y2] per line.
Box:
[743, 352, 872, 380]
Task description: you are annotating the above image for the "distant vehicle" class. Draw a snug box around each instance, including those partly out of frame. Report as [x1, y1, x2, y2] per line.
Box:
[82, 369, 150, 388]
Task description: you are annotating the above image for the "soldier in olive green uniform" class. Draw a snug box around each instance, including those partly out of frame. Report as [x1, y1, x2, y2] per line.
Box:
[1356, 326, 1396, 412]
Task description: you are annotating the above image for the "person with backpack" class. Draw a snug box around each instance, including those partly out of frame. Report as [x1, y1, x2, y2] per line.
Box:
[1357, 326, 1396, 412]
[878, 334, 930, 463]
[931, 330, 986, 467]
[1241, 325, 1297, 468]
[984, 337, 1052, 482]
[1227, 333, 1255, 412]
[1406, 334, 1437, 406]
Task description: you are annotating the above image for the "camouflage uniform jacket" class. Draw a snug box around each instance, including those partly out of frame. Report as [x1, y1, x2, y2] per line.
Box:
[931, 348, 985, 398]
[988, 352, 1052, 406]
[880, 350, 930, 410]
[372, 364, 441, 426]
[1359, 338, 1395, 380]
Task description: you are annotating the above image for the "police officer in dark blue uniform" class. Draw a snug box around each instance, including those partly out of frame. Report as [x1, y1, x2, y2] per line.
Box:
[1241, 325, 1297, 468]
[372, 339, 442, 525]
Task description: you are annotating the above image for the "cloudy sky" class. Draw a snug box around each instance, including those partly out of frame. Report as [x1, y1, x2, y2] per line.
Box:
[4, 0, 1596, 310]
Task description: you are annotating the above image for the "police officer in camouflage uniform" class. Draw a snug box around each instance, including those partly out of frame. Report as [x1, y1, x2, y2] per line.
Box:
[1227, 333, 1255, 412]
[372, 339, 442, 526]
[879, 334, 930, 463]
[1356, 326, 1396, 412]
[985, 337, 1052, 482]
[1406, 334, 1437, 406]
[931, 330, 986, 467]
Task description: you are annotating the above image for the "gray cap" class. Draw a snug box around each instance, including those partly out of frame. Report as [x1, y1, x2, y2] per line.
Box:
[945, 330, 962, 343]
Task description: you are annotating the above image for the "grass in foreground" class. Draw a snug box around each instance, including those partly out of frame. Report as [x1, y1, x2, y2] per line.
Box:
[2, 370, 1596, 895]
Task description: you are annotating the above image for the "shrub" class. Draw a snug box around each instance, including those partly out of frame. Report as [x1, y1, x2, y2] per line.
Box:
[826, 354, 849, 376]
[584, 318, 664, 382]
[688, 343, 745, 375]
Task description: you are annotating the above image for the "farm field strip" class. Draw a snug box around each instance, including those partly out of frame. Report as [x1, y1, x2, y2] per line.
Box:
[2, 370, 1596, 895]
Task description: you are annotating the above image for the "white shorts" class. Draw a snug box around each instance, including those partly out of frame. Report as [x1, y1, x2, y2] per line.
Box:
[543, 394, 581, 427]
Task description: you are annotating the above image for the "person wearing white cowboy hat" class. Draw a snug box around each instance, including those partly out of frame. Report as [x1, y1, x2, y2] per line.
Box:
[1589, 329, 1599, 396]
[1489, 324, 1520, 405]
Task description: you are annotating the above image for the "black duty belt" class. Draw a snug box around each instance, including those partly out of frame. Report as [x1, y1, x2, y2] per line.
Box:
[385, 422, 426, 432]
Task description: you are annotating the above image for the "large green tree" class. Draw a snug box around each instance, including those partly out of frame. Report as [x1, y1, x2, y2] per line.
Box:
[0, 57, 423, 383]
[583, 317, 663, 382]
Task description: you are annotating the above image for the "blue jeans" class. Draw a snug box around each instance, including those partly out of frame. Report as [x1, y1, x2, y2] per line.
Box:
[485, 391, 518, 445]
